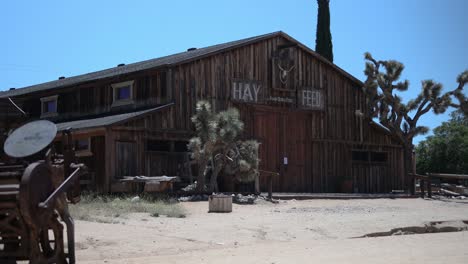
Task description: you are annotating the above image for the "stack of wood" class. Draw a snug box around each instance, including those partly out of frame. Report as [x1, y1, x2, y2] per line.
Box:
[120, 176, 180, 192]
[440, 183, 468, 197]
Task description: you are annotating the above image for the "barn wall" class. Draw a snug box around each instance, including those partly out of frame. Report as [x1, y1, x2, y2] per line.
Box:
[8, 34, 405, 193]
[165, 35, 405, 192]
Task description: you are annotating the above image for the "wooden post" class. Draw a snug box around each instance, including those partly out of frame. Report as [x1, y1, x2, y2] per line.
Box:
[268, 176, 273, 200]
[254, 174, 260, 194]
[427, 176, 432, 198]
[420, 178, 425, 198]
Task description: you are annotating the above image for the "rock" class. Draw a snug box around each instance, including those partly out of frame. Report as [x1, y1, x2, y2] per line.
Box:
[178, 196, 191, 202]
[130, 196, 140, 203]
[233, 194, 256, 204]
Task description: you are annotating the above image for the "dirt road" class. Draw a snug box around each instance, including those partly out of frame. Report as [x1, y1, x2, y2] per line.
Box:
[75, 198, 468, 263]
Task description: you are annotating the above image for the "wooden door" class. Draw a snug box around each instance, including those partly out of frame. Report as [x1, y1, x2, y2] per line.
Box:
[352, 163, 388, 193]
[115, 141, 137, 178]
[284, 112, 309, 192]
[253, 111, 280, 191]
[253, 108, 310, 192]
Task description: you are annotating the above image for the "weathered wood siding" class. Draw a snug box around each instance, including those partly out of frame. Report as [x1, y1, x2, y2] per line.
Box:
[164, 35, 405, 192]
[8, 34, 405, 193]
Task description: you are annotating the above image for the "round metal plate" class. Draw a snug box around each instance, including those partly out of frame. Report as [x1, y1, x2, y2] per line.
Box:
[4, 120, 57, 158]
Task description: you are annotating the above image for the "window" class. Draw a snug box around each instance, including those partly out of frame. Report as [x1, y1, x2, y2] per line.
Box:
[146, 140, 171, 152]
[352, 150, 388, 163]
[174, 141, 189, 152]
[74, 138, 92, 156]
[352, 150, 369, 162]
[370, 152, 388, 162]
[112, 80, 134, 107]
[40, 95, 58, 117]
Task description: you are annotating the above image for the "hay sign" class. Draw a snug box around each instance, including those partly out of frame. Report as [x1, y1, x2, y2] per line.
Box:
[232, 80, 261, 103]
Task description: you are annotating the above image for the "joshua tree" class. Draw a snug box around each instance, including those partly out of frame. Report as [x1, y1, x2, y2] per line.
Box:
[315, 0, 333, 62]
[363, 52, 467, 193]
[188, 101, 260, 192]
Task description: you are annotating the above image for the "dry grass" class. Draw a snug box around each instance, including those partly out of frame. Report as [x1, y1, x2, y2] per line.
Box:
[69, 193, 186, 223]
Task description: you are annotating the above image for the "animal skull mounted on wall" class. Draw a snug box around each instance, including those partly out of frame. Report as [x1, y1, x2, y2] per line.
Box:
[277, 64, 295, 84]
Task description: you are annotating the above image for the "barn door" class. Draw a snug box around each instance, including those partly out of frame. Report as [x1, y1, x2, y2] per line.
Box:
[115, 141, 137, 178]
[253, 108, 310, 192]
[352, 163, 387, 193]
[253, 111, 280, 191]
[283, 112, 309, 192]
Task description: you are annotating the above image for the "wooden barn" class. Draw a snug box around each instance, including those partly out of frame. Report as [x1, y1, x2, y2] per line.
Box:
[0, 31, 405, 193]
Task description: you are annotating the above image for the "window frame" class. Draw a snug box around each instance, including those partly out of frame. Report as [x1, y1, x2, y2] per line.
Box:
[351, 150, 389, 164]
[370, 151, 388, 163]
[74, 138, 92, 157]
[40, 95, 59, 118]
[111, 80, 134, 107]
[351, 150, 369, 163]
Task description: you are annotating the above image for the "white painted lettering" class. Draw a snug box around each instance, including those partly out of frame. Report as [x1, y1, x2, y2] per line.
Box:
[243, 83, 253, 101]
[252, 84, 261, 102]
[232, 82, 242, 100]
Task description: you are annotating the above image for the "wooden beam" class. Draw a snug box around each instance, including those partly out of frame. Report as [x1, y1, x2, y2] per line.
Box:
[427, 173, 468, 180]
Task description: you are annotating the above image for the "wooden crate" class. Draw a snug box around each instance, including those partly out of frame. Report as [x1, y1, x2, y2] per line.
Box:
[208, 195, 232, 213]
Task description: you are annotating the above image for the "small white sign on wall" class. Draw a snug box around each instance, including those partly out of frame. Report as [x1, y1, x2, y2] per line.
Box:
[283, 157, 288, 165]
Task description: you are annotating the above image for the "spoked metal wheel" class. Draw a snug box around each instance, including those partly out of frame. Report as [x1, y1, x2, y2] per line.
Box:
[38, 216, 66, 264]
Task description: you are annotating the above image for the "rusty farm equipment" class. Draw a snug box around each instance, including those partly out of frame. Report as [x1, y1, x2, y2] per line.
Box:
[0, 120, 86, 264]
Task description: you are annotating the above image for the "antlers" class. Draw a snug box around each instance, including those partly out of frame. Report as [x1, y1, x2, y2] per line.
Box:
[277, 63, 295, 84]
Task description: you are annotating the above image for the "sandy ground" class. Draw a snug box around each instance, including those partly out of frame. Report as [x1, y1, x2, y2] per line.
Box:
[75, 198, 468, 263]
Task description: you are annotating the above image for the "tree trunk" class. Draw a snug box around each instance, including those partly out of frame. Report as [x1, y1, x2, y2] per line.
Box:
[196, 159, 207, 192]
[209, 162, 223, 193]
[403, 145, 415, 195]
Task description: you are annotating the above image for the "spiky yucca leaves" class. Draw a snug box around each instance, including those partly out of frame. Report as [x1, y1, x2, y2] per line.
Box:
[188, 101, 217, 191]
[363, 53, 467, 193]
[449, 70, 468, 114]
[217, 108, 244, 143]
[188, 101, 260, 192]
[191, 101, 217, 144]
[235, 140, 260, 183]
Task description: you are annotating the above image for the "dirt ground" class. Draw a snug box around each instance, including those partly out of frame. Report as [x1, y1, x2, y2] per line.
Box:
[75, 198, 468, 263]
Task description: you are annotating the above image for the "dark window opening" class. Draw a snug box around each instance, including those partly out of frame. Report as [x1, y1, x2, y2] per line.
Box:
[75, 139, 90, 152]
[146, 140, 170, 152]
[352, 151, 369, 162]
[370, 152, 388, 162]
[53, 141, 63, 154]
[160, 72, 167, 97]
[174, 141, 189, 152]
[116, 86, 131, 100]
[43, 100, 57, 113]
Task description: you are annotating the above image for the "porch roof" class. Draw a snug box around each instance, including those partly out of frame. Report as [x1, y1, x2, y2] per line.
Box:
[55, 102, 173, 132]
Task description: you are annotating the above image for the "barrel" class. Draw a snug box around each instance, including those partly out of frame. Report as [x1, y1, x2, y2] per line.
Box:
[208, 194, 232, 213]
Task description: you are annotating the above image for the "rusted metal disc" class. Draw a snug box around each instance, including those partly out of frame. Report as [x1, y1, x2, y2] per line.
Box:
[19, 162, 55, 228]
[4, 120, 57, 158]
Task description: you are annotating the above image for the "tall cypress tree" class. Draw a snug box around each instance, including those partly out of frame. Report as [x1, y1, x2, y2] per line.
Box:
[315, 0, 333, 62]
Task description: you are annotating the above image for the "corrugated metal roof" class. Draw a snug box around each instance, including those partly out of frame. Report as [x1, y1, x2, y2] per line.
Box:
[55, 103, 173, 132]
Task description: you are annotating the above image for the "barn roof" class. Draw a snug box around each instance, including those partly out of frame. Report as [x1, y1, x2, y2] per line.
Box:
[0, 31, 363, 98]
[55, 102, 173, 132]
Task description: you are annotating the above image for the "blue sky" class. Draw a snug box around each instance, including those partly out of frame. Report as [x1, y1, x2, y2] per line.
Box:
[1, 0, 467, 144]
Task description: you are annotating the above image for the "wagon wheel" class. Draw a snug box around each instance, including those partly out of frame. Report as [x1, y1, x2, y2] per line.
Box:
[2, 231, 20, 264]
[18, 162, 66, 264]
[39, 216, 66, 263]
[19, 162, 55, 228]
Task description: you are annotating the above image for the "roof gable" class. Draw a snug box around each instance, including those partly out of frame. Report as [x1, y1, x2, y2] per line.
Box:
[0, 31, 362, 98]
